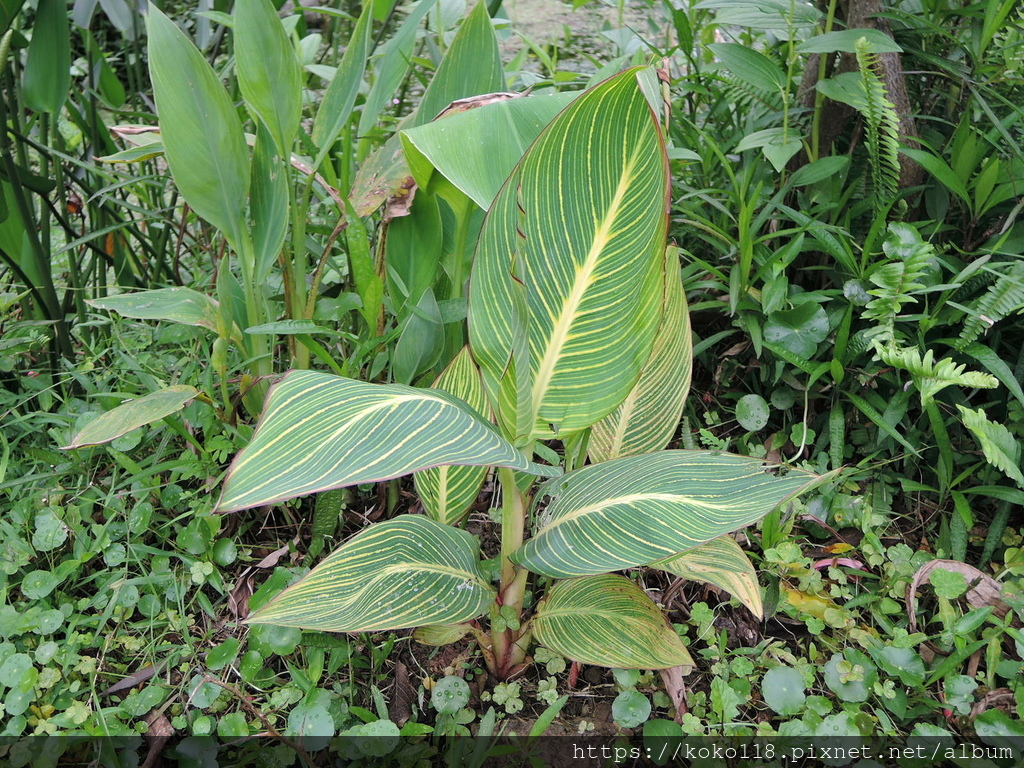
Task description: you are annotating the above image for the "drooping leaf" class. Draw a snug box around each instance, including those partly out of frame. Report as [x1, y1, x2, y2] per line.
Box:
[796, 29, 902, 54]
[22, 0, 70, 114]
[145, 4, 250, 249]
[589, 247, 692, 461]
[248, 516, 494, 632]
[62, 386, 200, 449]
[958, 406, 1024, 488]
[514, 450, 826, 579]
[469, 68, 668, 442]
[217, 370, 559, 512]
[649, 535, 763, 618]
[88, 287, 223, 334]
[234, 0, 302, 156]
[533, 574, 694, 670]
[707, 43, 785, 93]
[414, 348, 490, 525]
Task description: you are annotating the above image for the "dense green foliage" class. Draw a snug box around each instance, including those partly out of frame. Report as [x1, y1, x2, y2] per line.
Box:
[2, 0, 1024, 765]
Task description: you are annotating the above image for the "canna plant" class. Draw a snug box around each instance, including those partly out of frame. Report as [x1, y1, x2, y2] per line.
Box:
[216, 68, 830, 679]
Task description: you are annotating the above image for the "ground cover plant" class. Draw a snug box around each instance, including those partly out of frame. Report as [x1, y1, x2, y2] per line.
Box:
[2, 0, 1024, 766]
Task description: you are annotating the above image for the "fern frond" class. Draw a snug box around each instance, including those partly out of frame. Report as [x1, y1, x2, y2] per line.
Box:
[856, 38, 901, 216]
[957, 405, 1024, 488]
[862, 223, 934, 344]
[956, 261, 1024, 349]
[876, 343, 998, 406]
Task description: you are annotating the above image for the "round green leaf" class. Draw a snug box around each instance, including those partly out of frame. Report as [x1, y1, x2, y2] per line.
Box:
[20, 570, 59, 600]
[761, 666, 806, 715]
[736, 394, 770, 431]
[212, 539, 237, 566]
[217, 712, 249, 739]
[431, 676, 471, 715]
[612, 690, 651, 728]
[822, 651, 876, 703]
[763, 304, 829, 358]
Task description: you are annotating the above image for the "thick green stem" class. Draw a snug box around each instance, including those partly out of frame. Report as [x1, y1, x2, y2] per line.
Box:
[490, 466, 531, 678]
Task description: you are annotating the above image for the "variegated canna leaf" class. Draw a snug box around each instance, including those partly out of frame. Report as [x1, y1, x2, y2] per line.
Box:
[248, 515, 494, 632]
[513, 451, 826, 579]
[650, 535, 764, 618]
[468, 67, 669, 442]
[589, 246, 692, 461]
[414, 348, 491, 525]
[533, 574, 694, 670]
[217, 370, 558, 512]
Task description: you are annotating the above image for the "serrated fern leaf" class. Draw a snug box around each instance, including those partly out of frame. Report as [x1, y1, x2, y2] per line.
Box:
[876, 344, 998, 406]
[863, 223, 934, 344]
[856, 38, 901, 217]
[957, 405, 1024, 488]
[956, 261, 1024, 350]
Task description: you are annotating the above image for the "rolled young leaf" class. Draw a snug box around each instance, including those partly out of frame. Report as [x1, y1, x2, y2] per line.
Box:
[469, 67, 669, 442]
[414, 348, 491, 525]
[589, 246, 692, 461]
[513, 450, 827, 579]
[533, 574, 694, 670]
[216, 370, 558, 512]
[248, 515, 495, 632]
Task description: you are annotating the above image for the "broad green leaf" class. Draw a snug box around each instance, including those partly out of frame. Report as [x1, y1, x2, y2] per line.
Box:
[413, 1, 503, 127]
[88, 287, 222, 333]
[344, 201, 383, 328]
[414, 348, 490, 525]
[649, 536, 764, 618]
[392, 288, 444, 384]
[900, 148, 971, 207]
[469, 68, 668, 441]
[589, 247, 692, 461]
[735, 393, 770, 431]
[62, 385, 199, 449]
[763, 303, 829, 358]
[248, 515, 494, 632]
[145, 4, 250, 249]
[761, 666, 806, 715]
[385, 191, 442, 311]
[250, 123, 289, 284]
[217, 370, 559, 512]
[311, 0, 371, 166]
[235, 0, 302, 156]
[22, 0, 70, 113]
[796, 29, 902, 54]
[533, 574, 694, 670]
[400, 92, 576, 211]
[513, 450, 825, 578]
[707, 43, 785, 93]
[694, 0, 822, 30]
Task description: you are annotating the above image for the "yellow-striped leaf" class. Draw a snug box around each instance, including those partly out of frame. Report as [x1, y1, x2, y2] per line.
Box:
[513, 451, 825, 579]
[589, 246, 693, 461]
[248, 515, 494, 632]
[650, 536, 764, 619]
[533, 574, 694, 670]
[468, 68, 668, 442]
[217, 370, 558, 512]
[414, 348, 490, 525]
[412, 623, 473, 646]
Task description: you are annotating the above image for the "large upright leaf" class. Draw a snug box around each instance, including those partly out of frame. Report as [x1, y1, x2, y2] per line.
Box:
[145, 4, 250, 248]
[533, 574, 694, 670]
[468, 68, 668, 442]
[513, 451, 826, 579]
[234, 0, 302, 156]
[414, 348, 490, 525]
[248, 515, 495, 632]
[589, 247, 692, 461]
[217, 370, 558, 512]
[22, 0, 70, 114]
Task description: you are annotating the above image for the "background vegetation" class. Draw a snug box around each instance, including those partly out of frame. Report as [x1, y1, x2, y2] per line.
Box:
[1, 0, 1023, 765]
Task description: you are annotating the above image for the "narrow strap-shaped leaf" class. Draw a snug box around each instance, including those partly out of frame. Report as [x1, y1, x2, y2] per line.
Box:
[248, 515, 495, 632]
[589, 246, 693, 461]
[469, 68, 668, 441]
[145, 4, 250, 248]
[533, 574, 694, 670]
[513, 450, 827, 578]
[217, 370, 559, 512]
[414, 348, 490, 525]
[649, 535, 763, 618]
